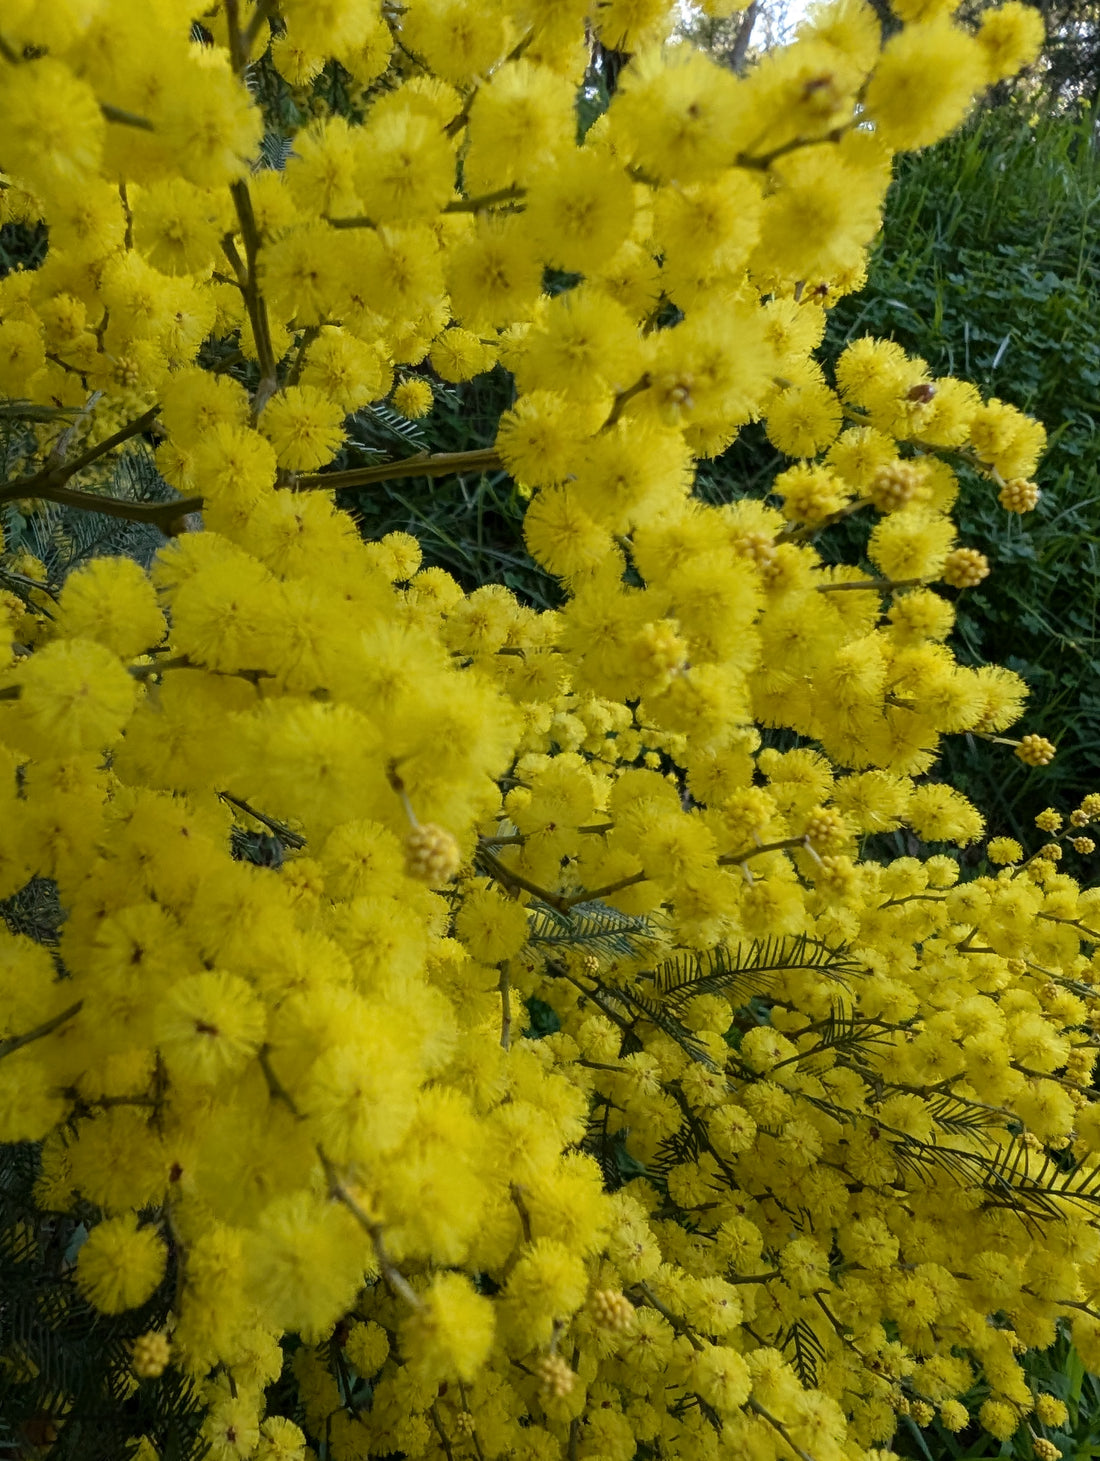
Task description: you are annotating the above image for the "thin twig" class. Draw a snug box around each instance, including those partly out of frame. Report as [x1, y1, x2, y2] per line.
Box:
[430, 1406, 456, 1461]
[2, 481, 202, 531]
[0, 406, 159, 503]
[717, 835, 808, 867]
[0, 1001, 83, 1061]
[510, 1185, 533, 1243]
[749, 1399, 819, 1461]
[476, 845, 568, 913]
[816, 575, 927, 593]
[291, 447, 502, 493]
[499, 967, 512, 1051]
[602, 374, 651, 430]
[635, 1282, 702, 1350]
[242, 0, 279, 59]
[560, 872, 648, 909]
[100, 102, 154, 130]
[219, 791, 306, 849]
[778, 496, 870, 544]
[228, 179, 279, 416]
[457, 1385, 487, 1461]
[258, 1045, 302, 1116]
[284, 324, 322, 389]
[318, 1147, 422, 1308]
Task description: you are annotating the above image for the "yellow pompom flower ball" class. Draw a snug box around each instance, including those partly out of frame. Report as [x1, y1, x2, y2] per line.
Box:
[401, 1271, 495, 1383]
[76, 1214, 167, 1315]
[16, 638, 137, 754]
[391, 376, 434, 419]
[454, 885, 530, 962]
[260, 384, 346, 471]
[54, 558, 165, 661]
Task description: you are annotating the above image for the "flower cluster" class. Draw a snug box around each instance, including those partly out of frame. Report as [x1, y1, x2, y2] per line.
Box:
[3, 2, 1094, 1461]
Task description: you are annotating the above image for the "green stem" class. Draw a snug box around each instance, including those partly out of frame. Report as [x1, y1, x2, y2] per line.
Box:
[100, 102, 154, 130]
[227, 182, 279, 417]
[560, 872, 648, 909]
[0, 1001, 83, 1061]
[717, 835, 807, 867]
[291, 447, 502, 493]
[817, 575, 927, 593]
[476, 845, 568, 912]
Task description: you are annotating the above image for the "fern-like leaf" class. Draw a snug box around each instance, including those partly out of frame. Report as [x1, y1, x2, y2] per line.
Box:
[925, 1092, 1006, 1135]
[784, 1006, 894, 1072]
[529, 900, 657, 959]
[610, 983, 721, 1071]
[256, 129, 295, 171]
[649, 933, 861, 1009]
[782, 1317, 825, 1389]
[352, 402, 431, 452]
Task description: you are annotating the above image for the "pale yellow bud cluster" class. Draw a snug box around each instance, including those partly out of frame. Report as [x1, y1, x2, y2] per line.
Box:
[132, 1332, 171, 1379]
[942, 546, 991, 587]
[535, 1354, 576, 1398]
[803, 806, 848, 853]
[731, 531, 779, 577]
[404, 823, 462, 884]
[634, 620, 689, 680]
[1017, 734, 1057, 766]
[868, 460, 924, 512]
[590, 1289, 635, 1332]
[998, 476, 1041, 512]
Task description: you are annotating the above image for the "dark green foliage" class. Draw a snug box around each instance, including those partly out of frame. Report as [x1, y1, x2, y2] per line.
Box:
[0, 1146, 206, 1461]
[3, 449, 179, 585]
[0, 220, 48, 275]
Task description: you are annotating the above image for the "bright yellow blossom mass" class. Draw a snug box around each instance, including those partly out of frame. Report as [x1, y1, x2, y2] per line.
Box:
[0, 0, 1093, 1459]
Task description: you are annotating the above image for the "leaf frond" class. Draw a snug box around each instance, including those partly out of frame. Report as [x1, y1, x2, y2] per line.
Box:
[529, 900, 658, 959]
[649, 933, 862, 1009]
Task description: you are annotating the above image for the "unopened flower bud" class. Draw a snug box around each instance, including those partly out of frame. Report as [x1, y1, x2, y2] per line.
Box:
[404, 823, 462, 884]
[634, 620, 688, 681]
[868, 461, 925, 513]
[591, 1288, 635, 1332]
[942, 547, 990, 588]
[998, 476, 1040, 513]
[803, 806, 847, 853]
[132, 1331, 170, 1379]
[732, 530, 779, 577]
[1016, 734, 1056, 767]
[535, 1353, 576, 1398]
